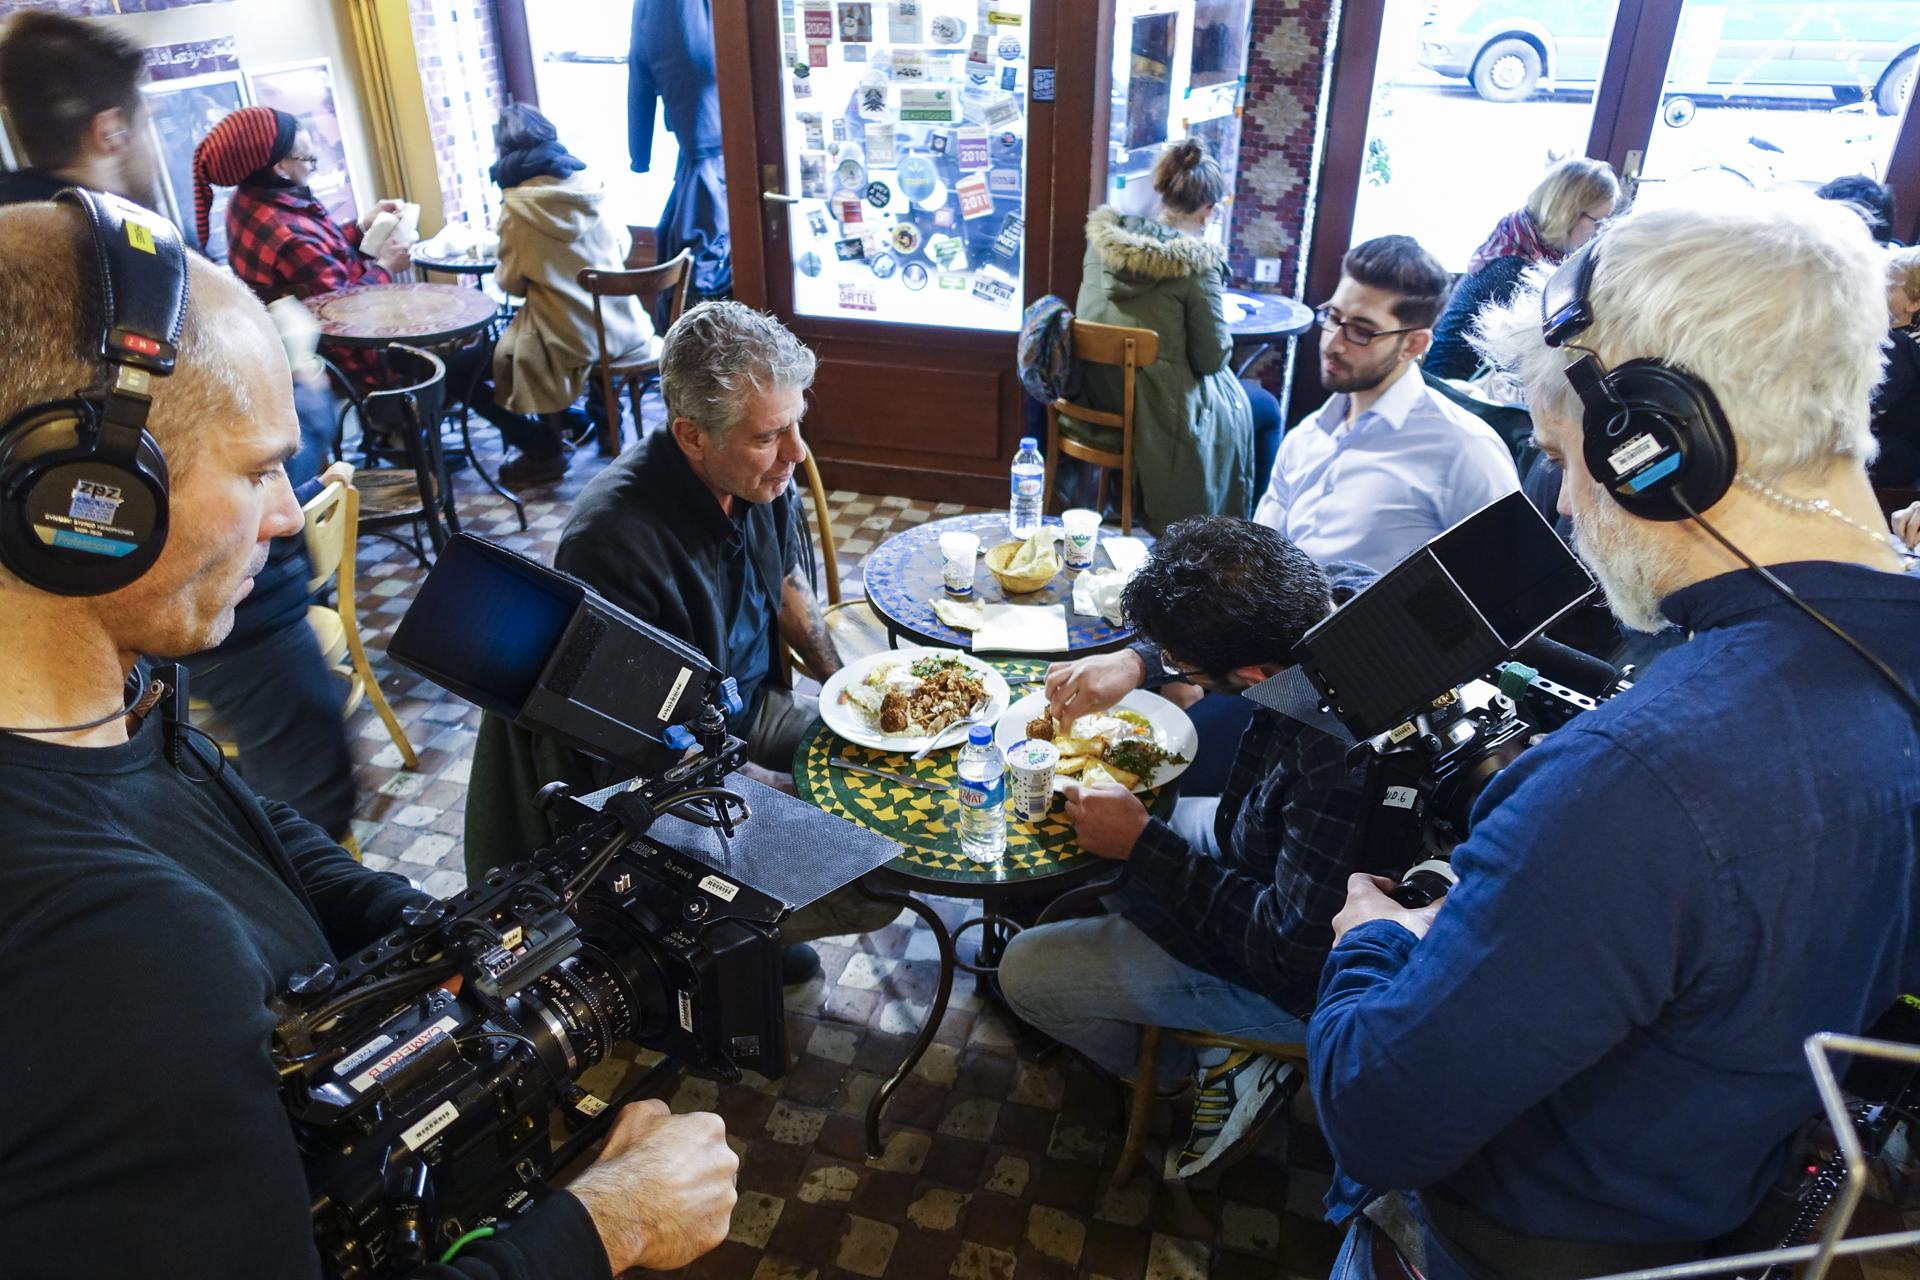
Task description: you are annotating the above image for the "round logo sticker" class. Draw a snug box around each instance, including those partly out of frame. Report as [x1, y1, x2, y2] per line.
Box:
[929, 14, 964, 43]
[891, 222, 922, 253]
[799, 251, 824, 278]
[898, 154, 940, 205]
[870, 251, 898, 279]
[902, 261, 930, 290]
[997, 35, 1022, 60]
[834, 157, 868, 193]
[865, 180, 892, 209]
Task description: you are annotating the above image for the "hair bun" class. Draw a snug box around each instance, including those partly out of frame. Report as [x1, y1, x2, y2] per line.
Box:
[1174, 137, 1204, 170]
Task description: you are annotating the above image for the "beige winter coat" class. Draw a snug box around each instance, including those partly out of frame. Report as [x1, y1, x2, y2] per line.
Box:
[493, 174, 654, 416]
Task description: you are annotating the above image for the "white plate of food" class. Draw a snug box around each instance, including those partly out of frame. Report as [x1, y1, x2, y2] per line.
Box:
[820, 647, 1013, 753]
[993, 690, 1198, 794]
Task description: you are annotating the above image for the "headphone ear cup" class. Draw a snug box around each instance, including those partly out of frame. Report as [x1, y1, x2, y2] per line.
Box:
[1580, 360, 1737, 522]
[0, 400, 170, 596]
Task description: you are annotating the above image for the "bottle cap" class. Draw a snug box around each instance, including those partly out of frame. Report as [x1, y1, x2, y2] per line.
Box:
[1019, 436, 1037, 450]
[968, 724, 993, 745]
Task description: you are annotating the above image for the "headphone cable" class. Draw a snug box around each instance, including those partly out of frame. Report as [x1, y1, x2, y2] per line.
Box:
[1675, 495, 1920, 718]
[0, 678, 154, 735]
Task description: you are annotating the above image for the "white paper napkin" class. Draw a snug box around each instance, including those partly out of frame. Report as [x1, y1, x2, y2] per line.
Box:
[971, 604, 1068, 653]
[1102, 536, 1149, 575]
[1071, 570, 1130, 626]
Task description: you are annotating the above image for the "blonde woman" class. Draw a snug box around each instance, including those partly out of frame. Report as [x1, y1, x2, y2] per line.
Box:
[1426, 157, 1619, 379]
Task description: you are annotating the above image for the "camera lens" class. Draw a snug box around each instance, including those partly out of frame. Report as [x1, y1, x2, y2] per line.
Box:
[514, 950, 636, 1073]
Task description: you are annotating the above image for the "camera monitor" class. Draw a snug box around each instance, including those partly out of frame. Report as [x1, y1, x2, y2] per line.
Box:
[388, 534, 719, 768]
[1290, 491, 1595, 739]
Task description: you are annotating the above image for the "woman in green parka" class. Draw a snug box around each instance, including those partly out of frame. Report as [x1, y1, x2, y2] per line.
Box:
[1064, 138, 1271, 534]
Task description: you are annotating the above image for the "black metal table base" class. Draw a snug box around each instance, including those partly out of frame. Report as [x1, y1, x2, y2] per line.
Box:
[856, 875, 956, 1159]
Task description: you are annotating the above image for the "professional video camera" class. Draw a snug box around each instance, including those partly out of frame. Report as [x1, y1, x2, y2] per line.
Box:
[272, 535, 898, 1279]
[1249, 492, 1625, 905]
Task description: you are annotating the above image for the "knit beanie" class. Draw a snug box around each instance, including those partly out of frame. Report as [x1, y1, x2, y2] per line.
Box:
[191, 106, 296, 247]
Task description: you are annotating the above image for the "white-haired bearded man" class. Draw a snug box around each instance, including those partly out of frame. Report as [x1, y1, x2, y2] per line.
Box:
[1305, 191, 1920, 1278]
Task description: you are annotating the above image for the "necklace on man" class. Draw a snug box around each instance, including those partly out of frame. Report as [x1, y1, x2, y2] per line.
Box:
[1735, 473, 1917, 564]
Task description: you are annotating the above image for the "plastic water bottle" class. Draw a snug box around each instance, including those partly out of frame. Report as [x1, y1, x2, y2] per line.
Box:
[956, 725, 1007, 862]
[1009, 436, 1045, 538]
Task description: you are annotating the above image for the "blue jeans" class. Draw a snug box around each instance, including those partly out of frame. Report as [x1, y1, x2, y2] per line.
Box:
[997, 798, 1308, 1088]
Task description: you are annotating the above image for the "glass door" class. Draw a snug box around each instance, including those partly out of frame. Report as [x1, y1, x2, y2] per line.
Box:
[773, 0, 1035, 330]
[1347, 0, 1627, 272]
[1103, 0, 1252, 233]
[1632, 0, 1915, 211]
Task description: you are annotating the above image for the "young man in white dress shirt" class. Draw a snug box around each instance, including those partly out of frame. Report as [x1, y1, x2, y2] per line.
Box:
[1254, 236, 1519, 573]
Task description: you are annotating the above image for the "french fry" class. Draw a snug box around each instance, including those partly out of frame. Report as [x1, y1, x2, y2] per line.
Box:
[1053, 736, 1104, 758]
[1102, 763, 1141, 789]
[1056, 755, 1091, 775]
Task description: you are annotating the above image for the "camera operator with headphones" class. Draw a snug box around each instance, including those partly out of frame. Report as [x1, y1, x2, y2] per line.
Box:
[1307, 192, 1920, 1278]
[0, 196, 736, 1277]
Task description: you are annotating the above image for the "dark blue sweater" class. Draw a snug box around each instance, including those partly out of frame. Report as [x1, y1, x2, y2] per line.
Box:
[1426, 256, 1531, 382]
[1309, 562, 1920, 1267]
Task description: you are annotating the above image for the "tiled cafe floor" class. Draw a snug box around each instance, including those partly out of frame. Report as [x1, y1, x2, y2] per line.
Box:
[327, 416, 1919, 1280]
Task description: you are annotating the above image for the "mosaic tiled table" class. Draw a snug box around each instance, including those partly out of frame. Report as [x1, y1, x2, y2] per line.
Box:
[861, 511, 1141, 657]
[795, 658, 1177, 1155]
[1229, 290, 1315, 378]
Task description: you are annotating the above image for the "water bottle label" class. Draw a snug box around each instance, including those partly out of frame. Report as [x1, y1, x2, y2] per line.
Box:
[1012, 476, 1042, 497]
[958, 777, 1005, 808]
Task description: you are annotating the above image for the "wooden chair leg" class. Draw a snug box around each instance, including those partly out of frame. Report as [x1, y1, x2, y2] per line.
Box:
[598, 364, 622, 457]
[1044, 404, 1062, 515]
[629, 376, 644, 441]
[342, 611, 418, 769]
[1111, 1025, 1163, 1192]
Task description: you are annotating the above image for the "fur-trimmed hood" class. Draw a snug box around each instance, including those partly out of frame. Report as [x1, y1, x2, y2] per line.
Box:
[1085, 205, 1225, 284]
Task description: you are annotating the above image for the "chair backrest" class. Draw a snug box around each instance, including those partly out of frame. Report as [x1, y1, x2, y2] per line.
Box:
[1053, 320, 1158, 431]
[799, 444, 840, 606]
[1070, 319, 1160, 368]
[302, 470, 354, 596]
[361, 343, 450, 474]
[578, 248, 694, 324]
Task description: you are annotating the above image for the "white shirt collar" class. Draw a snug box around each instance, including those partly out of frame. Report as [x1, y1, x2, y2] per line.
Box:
[1318, 362, 1428, 436]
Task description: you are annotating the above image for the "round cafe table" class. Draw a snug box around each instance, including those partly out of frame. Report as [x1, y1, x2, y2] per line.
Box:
[304, 281, 500, 349]
[862, 511, 1143, 658]
[794, 656, 1178, 1154]
[1227, 291, 1315, 378]
[409, 250, 499, 284]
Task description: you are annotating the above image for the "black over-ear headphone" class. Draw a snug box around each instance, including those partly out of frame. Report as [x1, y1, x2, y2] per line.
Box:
[1540, 236, 1738, 522]
[0, 186, 188, 595]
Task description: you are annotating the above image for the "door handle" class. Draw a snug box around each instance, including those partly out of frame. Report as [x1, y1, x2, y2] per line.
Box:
[762, 191, 800, 204]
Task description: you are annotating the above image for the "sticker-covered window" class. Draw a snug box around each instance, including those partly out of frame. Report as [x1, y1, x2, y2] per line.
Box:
[778, 0, 1031, 329]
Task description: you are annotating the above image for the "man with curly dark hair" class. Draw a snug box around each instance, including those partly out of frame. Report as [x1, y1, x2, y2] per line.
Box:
[997, 516, 1374, 1179]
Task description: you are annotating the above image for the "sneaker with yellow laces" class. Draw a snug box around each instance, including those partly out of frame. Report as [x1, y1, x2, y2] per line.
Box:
[1167, 1048, 1296, 1180]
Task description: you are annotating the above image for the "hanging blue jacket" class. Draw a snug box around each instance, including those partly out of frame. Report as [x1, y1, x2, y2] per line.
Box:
[628, 0, 723, 168]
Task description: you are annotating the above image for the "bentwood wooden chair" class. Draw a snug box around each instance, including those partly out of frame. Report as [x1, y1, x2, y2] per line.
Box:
[302, 463, 418, 773]
[577, 248, 693, 456]
[784, 445, 889, 685]
[1043, 320, 1159, 536]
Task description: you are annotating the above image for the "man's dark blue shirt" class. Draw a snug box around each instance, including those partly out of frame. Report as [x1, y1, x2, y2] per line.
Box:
[1308, 562, 1920, 1267]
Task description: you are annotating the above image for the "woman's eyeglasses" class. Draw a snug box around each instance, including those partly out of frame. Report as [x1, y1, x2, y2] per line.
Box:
[286, 153, 320, 167]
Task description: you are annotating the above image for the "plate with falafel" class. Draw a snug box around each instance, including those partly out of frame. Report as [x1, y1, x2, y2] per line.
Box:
[819, 647, 1014, 753]
[994, 690, 1198, 794]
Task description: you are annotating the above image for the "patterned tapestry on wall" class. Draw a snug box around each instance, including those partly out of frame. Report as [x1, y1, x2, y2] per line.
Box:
[1227, 0, 1334, 292]
[406, 0, 507, 230]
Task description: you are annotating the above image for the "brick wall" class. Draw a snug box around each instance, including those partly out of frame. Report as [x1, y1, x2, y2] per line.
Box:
[1226, 0, 1336, 292]
[407, 0, 507, 229]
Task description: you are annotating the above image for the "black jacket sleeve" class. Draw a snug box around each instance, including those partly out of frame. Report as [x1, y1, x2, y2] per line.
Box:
[264, 794, 429, 955]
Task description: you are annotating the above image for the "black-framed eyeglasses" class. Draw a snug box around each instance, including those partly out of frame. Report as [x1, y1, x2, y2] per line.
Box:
[1312, 304, 1423, 347]
[287, 153, 320, 166]
[1158, 651, 1223, 690]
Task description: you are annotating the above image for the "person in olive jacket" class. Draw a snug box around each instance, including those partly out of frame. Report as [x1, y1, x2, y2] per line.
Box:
[1065, 138, 1264, 534]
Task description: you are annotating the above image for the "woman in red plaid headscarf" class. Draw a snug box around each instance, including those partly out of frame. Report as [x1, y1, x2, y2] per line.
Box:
[193, 105, 409, 389]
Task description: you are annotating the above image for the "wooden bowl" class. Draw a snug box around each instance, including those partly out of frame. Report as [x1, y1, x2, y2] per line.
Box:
[985, 540, 1058, 594]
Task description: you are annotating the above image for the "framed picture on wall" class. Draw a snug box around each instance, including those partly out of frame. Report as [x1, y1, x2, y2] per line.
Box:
[141, 68, 252, 260]
[248, 58, 359, 227]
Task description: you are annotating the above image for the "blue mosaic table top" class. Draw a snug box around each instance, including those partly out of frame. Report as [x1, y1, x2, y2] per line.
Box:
[861, 511, 1141, 657]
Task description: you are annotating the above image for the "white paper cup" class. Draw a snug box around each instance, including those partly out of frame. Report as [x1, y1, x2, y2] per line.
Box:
[1005, 737, 1060, 821]
[939, 531, 980, 595]
[1061, 508, 1100, 569]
